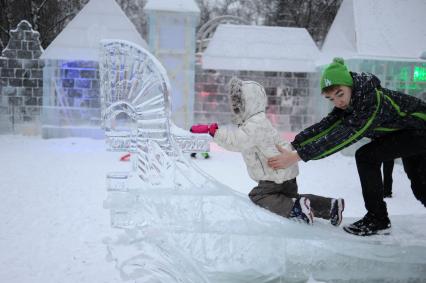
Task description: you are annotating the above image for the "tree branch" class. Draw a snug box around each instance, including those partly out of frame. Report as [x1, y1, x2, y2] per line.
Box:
[287, 0, 302, 26]
[36, 0, 50, 13]
[0, 24, 10, 36]
[41, 12, 75, 34]
[316, 0, 339, 19]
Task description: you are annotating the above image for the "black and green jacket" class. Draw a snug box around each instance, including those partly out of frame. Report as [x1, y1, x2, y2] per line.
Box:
[292, 72, 426, 162]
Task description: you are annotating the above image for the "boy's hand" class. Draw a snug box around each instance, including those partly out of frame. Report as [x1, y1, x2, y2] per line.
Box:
[267, 145, 301, 169]
[190, 123, 218, 137]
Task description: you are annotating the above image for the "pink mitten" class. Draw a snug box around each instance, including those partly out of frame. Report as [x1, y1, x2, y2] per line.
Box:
[190, 123, 219, 137]
[190, 124, 209, 134]
[209, 123, 218, 137]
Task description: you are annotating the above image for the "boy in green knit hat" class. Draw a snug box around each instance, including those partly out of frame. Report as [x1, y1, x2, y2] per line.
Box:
[267, 57, 426, 236]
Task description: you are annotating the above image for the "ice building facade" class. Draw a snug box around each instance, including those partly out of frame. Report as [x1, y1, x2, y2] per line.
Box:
[0, 21, 44, 135]
[195, 24, 320, 132]
[40, 0, 148, 139]
[100, 40, 426, 283]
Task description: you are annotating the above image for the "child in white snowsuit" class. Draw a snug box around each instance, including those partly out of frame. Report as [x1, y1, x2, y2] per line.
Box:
[191, 78, 344, 225]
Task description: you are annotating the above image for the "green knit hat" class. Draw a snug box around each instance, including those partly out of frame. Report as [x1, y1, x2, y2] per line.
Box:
[320, 57, 353, 91]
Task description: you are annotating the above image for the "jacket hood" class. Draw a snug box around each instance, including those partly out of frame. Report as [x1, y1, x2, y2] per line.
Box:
[351, 72, 381, 94]
[228, 77, 267, 123]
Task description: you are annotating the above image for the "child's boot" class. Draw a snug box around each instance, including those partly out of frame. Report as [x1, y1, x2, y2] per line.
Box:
[330, 198, 345, 226]
[289, 197, 314, 225]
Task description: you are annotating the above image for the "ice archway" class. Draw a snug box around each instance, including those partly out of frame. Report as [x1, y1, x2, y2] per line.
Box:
[99, 40, 426, 283]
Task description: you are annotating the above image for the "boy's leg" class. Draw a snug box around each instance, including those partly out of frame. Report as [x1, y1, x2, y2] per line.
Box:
[356, 131, 426, 218]
[356, 142, 388, 219]
[346, 131, 426, 235]
[402, 154, 426, 207]
[248, 181, 296, 217]
[382, 160, 394, 197]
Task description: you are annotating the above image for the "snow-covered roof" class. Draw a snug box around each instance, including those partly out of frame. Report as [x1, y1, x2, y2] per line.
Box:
[41, 0, 148, 61]
[144, 0, 200, 13]
[320, 0, 426, 64]
[202, 24, 320, 72]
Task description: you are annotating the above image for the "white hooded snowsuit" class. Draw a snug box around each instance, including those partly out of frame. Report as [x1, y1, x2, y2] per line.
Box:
[213, 80, 299, 184]
[213, 78, 335, 220]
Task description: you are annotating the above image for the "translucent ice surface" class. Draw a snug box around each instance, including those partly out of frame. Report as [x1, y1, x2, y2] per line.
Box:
[99, 40, 426, 282]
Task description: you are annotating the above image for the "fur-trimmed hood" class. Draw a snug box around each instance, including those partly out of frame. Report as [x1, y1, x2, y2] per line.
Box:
[228, 77, 267, 123]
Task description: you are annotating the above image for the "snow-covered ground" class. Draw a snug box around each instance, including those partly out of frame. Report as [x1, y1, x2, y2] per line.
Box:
[0, 135, 425, 283]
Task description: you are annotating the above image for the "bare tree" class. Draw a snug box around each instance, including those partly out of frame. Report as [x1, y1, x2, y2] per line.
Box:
[0, 0, 12, 49]
[1, 0, 338, 52]
[265, 0, 341, 46]
[195, 0, 267, 31]
[0, 0, 80, 48]
[193, 0, 340, 46]
[31, 0, 49, 31]
[0, 0, 147, 49]
[116, 0, 147, 38]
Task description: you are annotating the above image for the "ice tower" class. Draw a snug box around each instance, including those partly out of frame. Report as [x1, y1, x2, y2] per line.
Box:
[144, 0, 200, 130]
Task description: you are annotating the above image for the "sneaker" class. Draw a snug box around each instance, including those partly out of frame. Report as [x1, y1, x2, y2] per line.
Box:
[190, 153, 197, 158]
[343, 213, 391, 236]
[330, 198, 345, 226]
[289, 197, 314, 225]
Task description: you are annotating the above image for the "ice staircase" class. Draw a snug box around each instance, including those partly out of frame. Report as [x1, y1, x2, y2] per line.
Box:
[99, 40, 426, 283]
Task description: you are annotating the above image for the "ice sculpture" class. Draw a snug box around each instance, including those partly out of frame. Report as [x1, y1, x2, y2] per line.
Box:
[99, 40, 210, 153]
[100, 40, 426, 283]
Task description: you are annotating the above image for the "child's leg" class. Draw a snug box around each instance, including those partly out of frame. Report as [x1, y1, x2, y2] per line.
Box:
[300, 194, 334, 220]
[284, 178, 336, 220]
[248, 180, 297, 217]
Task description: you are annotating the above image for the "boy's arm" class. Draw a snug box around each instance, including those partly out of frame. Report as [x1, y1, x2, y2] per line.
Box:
[295, 89, 384, 161]
[291, 107, 343, 149]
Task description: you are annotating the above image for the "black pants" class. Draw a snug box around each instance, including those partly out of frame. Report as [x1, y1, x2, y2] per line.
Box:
[355, 130, 426, 218]
[382, 159, 394, 195]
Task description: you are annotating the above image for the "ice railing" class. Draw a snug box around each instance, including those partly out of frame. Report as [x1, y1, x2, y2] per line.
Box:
[99, 40, 426, 283]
